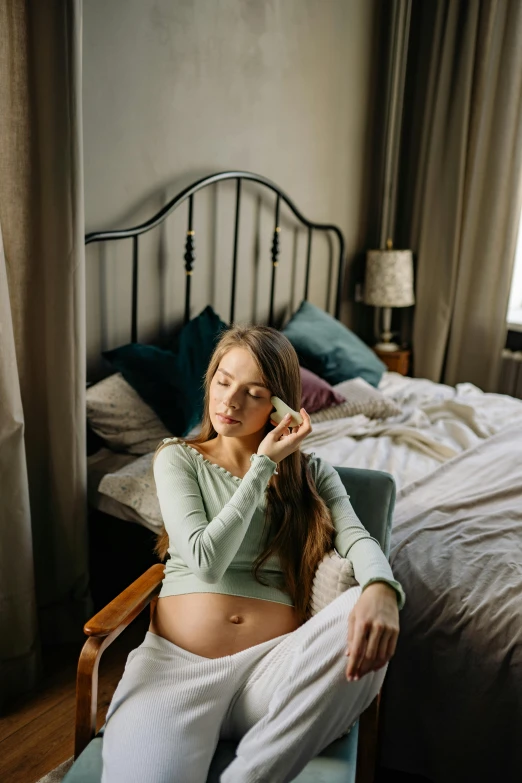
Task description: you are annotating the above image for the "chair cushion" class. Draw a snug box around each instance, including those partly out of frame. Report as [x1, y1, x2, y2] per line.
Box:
[63, 724, 358, 783]
[62, 736, 103, 782]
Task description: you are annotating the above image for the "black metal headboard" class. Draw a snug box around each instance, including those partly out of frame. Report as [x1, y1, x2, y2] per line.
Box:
[85, 170, 346, 342]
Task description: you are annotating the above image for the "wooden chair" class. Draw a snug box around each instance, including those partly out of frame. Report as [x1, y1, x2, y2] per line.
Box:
[64, 467, 396, 783]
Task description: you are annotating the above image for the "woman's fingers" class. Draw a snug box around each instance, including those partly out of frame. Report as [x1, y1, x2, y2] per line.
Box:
[347, 623, 398, 680]
[370, 630, 392, 671]
[284, 409, 311, 443]
[345, 621, 368, 680]
[272, 413, 293, 434]
[377, 629, 391, 663]
[364, 622, 384, 662]
[354, 624, 382, 679]
[345, 585, 400, 681]
[276, 408, 311, 441]
[386, 628, 399, 661]
[298, 407, 312, 436]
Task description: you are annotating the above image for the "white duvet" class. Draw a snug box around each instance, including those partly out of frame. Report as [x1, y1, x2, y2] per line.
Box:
[380, 418, 522, 782]
[90, 371, 522, 530]
[302, 372, 522, 491]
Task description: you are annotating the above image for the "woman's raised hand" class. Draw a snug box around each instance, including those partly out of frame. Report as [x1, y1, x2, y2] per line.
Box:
[257, 408, 312, 464]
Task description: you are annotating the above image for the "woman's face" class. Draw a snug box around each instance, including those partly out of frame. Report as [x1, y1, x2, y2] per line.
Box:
[209, 347, 274, 437]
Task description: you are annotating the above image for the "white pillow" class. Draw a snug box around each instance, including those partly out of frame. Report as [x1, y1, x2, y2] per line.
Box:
[309, 550, 358, 616]
[98, 452, 163, 529]
[86, 373, 171, 455]
[310, 377, 401, 422]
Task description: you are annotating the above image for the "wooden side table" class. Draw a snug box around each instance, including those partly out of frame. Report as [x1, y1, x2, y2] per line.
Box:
[374, 348, 411, 376]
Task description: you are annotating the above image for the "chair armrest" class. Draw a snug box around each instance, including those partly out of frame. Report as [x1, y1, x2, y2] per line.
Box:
[75, 563, 164, 759]
[84, 563, 164, 637]
[355, 693, 381, 783]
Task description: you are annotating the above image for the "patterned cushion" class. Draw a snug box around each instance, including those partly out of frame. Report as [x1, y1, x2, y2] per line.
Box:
[86, 373, 171, 455]
[310, 377, 401, 423]
[97, 452, 163, 529]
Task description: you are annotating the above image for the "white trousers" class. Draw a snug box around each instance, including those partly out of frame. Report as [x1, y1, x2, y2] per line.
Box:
[101, 586, 386, 783]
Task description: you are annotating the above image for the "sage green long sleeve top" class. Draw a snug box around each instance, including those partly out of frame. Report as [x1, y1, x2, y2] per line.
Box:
[153, 438, 405, 609]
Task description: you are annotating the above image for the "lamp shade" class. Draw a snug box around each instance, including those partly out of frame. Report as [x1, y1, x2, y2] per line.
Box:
[364, 249, 415, 307]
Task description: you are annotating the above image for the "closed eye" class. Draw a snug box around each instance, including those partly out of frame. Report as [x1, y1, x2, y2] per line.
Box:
[217, 381, 262, 399]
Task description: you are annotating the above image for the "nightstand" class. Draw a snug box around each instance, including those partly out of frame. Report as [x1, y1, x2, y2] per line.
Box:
[374, 347, 411, 376]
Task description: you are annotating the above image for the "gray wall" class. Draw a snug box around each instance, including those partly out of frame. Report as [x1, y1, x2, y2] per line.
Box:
[83, 0, 382, 375]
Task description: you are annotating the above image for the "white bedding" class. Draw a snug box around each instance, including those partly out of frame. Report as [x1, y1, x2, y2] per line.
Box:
[380, 419, 522, 782]
[303, 372, 522, 490]
[88, 371, 522, 528]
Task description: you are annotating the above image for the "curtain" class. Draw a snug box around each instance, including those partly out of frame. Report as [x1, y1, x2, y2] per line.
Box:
[396, 0, 522, 390]
[0, 0, 90, 709]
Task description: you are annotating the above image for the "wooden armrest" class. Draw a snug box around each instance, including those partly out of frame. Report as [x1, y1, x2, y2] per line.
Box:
[75, 563, 164, 759]
[84, 563, 164, 637]
[355, 692, 381, 783]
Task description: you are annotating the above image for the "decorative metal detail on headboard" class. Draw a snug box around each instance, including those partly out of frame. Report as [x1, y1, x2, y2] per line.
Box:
[183, 195, 196, 330]
[85, 170, 346, 342]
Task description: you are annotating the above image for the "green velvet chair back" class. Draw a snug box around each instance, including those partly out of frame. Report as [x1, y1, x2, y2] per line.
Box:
[63, 467, 396, 783]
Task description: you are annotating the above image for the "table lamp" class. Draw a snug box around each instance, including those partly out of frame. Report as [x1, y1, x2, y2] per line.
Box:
[364, 239, 415, 352]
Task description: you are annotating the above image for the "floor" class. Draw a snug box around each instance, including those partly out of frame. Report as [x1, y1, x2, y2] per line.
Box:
[0, 613, 148, 783]
[0, 609, 430, 783]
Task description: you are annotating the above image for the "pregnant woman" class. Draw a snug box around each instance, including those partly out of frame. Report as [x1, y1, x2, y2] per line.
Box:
[101, 325, 404, 783]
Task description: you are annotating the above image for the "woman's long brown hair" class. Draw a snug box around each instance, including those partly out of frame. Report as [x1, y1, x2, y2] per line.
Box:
[153, 325, 335, 623]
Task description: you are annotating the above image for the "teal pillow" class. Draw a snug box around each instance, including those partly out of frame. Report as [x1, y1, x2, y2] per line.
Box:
[282, 300, 386, 387]
[103, 306, 227, 436]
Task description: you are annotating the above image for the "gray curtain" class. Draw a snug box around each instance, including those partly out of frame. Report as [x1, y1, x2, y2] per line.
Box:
[0, 0, 90, 709]
[397, 0, 522, 390]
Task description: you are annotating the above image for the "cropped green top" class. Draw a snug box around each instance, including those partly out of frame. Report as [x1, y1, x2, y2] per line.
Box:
[153, 438, 405, 608]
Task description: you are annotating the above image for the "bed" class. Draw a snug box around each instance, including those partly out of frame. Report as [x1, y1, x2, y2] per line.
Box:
[85, 171, 522, 783]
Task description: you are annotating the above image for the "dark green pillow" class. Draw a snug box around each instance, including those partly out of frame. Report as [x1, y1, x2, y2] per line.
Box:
[282, 300, 386, 387]
[103, 306, 228, 436]
[175, 305, 228, 431]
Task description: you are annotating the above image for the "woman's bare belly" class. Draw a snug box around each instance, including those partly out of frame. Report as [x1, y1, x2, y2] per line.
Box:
[149, 593, 301, 658]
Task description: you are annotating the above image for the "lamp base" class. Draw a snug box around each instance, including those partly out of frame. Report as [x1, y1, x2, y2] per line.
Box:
[374, 341, 400, 352]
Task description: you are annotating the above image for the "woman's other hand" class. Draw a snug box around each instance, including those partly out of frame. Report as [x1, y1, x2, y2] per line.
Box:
[257, 408, 311, 464]
[345, 582, 399, 681]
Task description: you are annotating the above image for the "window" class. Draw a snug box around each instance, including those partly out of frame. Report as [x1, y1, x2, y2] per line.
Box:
[507, 208, 522, 331]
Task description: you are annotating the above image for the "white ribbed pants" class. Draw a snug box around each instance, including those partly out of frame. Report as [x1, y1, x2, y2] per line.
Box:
[101, 586, 386, 783]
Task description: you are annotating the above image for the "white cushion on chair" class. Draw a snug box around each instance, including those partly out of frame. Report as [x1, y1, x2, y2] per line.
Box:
[309, 550, 359, 616]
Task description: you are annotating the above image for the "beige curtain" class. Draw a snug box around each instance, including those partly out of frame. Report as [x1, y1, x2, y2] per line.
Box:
[402, 0, 522, 389]
[0, 0, 90, 709]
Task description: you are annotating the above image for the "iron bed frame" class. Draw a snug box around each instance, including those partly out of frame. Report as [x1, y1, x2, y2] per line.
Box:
[84, 168, 348, 607]
[85, 170, 346, 341]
